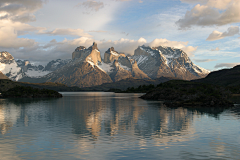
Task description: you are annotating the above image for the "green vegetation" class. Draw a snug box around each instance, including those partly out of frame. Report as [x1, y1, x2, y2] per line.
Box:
[0, 79, 21, 92]
[1, 86, 62, 98]
[20, 81, 82, 91]
[83, 77, 177, 91]
[112, 84, 155, 93]
[0, 79, 62, 98]
[140, 80, 235, 108]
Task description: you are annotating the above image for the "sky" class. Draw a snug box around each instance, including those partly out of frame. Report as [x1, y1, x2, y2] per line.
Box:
[0, 0, 239, 71]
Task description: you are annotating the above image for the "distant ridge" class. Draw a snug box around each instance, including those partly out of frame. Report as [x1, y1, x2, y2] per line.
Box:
[1, 43, 209, 88]
[80, 77, 180, 91]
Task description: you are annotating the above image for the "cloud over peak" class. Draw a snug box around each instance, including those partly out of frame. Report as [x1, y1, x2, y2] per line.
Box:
[148, 38, 197, 57]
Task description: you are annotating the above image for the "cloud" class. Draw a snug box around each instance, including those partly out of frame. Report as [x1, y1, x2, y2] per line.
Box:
[115, 0, 143, 3]
[207, 26, 239, 41]
[181, 0, 233, 10]
[210, 47, 220, 51]
[88, 30, 108, 33]
[5, 37, 148, 63]
[121, 32, 129, 36]
[75, 0, 104, 12]
[39, 28, 92, 37]
[177, 0, 240, 29]
[194, 59, 217, 62]
[180, 0, 208, 4]
[0, 0, 46, 22]
[0, 19, 46, 35]
[0, 26, 37, 48]
[148, 38, 197, 57]
[97, 37, 147, 55]
[115, 0, 132, 1]
[214, 63, 239, 68]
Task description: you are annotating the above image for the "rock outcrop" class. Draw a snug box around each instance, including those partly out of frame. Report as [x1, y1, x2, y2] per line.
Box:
[72, 42, 101, 65]
[44, 43, 113, 87]
[109, 60, 133, 82]
[104, 47, 125, 63]
[0, 71, 9, 79]
[131, 60, 150, 79]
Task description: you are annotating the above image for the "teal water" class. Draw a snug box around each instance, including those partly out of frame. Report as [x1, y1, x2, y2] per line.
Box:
[0, 92, 240, 160]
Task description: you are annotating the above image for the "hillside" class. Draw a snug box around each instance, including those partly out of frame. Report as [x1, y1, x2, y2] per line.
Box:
[195, 65, 240, 86]
[140, 80, 234, 108]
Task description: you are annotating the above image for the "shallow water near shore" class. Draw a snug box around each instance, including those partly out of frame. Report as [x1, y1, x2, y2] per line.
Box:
[0, 92, 240, 160]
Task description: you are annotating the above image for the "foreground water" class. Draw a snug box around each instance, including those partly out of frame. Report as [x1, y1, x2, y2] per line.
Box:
[0, 92, 240, 160]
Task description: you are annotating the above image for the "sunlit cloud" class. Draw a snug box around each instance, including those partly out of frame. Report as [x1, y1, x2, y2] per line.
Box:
[207, 26, 239, 41]
[148, 38, 197, 57]
[88, 30, 108, 33]
[194, 59, 217, 62]
[75, 0, 104, 12]
[0, 0, 47, 22]
[177, 0, 240, 29]
[210, 47, 220, 51]
[0, 26, 37, 48]
[214, 63, 240, 69]
[39, 28, 92, 37]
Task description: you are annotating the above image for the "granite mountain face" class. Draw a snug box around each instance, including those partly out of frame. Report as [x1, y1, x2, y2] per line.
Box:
[0, 43, 210, 87]
[131, 45, 209, 80]
[43, 43, 113, 87]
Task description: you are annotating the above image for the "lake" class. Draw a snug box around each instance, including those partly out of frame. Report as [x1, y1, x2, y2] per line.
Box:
[0, 92, 240, 160]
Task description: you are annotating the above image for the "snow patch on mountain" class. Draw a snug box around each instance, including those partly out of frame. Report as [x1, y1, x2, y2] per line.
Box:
[25, 69, 51, 78]
[86, 57, 95, 68]
[98, 62, 113, 74]
[119, 63, 131, 71]
[110, 51, 119, 56]
[0, 61, 22, 80]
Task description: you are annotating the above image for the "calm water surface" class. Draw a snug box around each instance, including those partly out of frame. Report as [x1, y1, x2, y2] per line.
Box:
[0, 92, 240, 160]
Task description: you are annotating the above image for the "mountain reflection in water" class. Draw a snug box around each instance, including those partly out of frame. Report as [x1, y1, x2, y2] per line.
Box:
[0, 92, 239, 160]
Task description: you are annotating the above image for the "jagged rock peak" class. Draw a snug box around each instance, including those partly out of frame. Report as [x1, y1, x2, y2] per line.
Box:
[0, 51, 14, 60]
[75, 46, 86, 51]
[104, 47, 122, 63]
[88, 42, 99, 51]
[107, 47, 116, 53]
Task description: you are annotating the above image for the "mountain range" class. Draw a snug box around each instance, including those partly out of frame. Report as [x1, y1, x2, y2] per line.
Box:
[0, 43, 209, 88]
